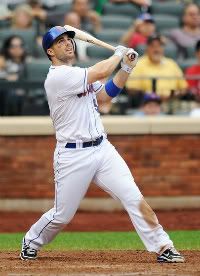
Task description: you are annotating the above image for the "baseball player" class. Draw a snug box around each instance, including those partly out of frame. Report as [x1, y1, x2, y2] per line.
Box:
[20, 26, 184, 263]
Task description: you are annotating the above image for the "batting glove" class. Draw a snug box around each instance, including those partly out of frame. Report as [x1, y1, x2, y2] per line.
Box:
[114, 45, 128, 59]
[121, 49, 139, 74]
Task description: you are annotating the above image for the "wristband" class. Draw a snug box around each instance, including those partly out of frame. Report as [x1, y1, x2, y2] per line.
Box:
[105, 79, 122, 98]
[121, 62, 132, 74]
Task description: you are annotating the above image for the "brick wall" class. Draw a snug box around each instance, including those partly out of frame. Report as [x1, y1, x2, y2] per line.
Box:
[0, 135, 199, 198]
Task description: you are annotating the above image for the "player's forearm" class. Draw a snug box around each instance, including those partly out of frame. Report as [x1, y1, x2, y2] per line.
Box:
[88, 46, 128, 84]
[96, 55, 122, 76]
[104, 49, 138, 98]
[112, 69, 130, 89]
[88, 55, 122, 83]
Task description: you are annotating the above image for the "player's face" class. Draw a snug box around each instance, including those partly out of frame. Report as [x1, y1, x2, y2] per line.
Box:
[47, 34, 75, 63]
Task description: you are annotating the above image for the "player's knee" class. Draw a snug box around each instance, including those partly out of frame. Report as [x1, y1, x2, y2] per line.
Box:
[54, 213, 75, 225]
[121, 189, 142, 205]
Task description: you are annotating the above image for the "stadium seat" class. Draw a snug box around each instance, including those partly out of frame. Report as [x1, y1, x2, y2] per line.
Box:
[153, 15, 180, 32]
[34, 44, 47, 58]
[25, 59, 50, 81]
[54, 3, 71, 12]
[8, 3, 23, 10]
[177, 58, 196, 72]
[101, 15, 133, 29]
[0, 19, 11, 29]
[0, 28, 36, 55]
[103, 3, 140, 18]
[87, 46, 113, 59]
[185, 46, 196, 59]
[22, 59, 50, 115]
[96, 29, 124, 43]
[151, 1, 184, 17]
[162, 29, 171, 38]
[164, 43, 178, 59]
[46, 10, 66, 27]
[75, 59, 101, 68]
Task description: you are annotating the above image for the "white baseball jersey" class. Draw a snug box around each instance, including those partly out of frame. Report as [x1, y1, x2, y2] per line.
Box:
[44, 65, 105, 143]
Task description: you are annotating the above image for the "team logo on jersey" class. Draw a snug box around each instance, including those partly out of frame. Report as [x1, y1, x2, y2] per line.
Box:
[77, 84, 94, 98]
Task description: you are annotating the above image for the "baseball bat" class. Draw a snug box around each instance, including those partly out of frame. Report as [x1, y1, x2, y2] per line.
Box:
[64, 25, 115, 51]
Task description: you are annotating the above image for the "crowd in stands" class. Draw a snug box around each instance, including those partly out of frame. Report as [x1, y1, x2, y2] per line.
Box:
[0, 0, 200, 117]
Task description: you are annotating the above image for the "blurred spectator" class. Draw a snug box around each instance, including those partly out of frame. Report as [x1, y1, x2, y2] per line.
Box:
[185, 40, 200, 96]
[134, 93, 163, 116]
[0, 35, 27, 115]
[126, 34, 188, 98]
[11, 4, 33, 30]
[0, 35, 27, 81]
[28, 0, 47, 22]
[170, 3, 200, 57]
[64, 12, 89, 61]
[72, 0, 102, 33]
[121, 13, 155, 49]
[27, 0, 47, 36]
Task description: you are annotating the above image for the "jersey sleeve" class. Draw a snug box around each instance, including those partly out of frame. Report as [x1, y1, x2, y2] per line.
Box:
[92, 81, 104, 94]
[56, 66, 88, 96]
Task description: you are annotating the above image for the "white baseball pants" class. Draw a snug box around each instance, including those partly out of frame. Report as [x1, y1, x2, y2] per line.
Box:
[24, 139, 173, 253]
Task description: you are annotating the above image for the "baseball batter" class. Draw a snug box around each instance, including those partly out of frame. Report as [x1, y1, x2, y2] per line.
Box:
[20, 26, 184, 263]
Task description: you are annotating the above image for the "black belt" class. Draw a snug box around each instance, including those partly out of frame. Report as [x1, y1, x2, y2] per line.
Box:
[65, 136, 103, 148]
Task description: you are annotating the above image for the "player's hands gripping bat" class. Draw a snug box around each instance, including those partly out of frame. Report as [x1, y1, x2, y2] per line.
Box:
[121, 48, 139, 74]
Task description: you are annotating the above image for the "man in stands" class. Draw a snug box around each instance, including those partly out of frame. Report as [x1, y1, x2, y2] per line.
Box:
[125, 34, 188, 99]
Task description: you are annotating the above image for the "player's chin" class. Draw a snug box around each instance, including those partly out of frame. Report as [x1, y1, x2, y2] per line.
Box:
[66, 51, 75, 59]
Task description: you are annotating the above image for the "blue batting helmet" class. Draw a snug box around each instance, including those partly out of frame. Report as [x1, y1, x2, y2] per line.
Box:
[42, 26, 75, 53]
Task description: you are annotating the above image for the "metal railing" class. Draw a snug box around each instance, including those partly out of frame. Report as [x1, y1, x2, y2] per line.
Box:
[0, 75, 200, 116]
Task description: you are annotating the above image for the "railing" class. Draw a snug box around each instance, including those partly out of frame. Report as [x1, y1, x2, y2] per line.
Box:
[0, 80, 44, 90]
[0, 75, 200, 89]
[0, 75, 200, 116]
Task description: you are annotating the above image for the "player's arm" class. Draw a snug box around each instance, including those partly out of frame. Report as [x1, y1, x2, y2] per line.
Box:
[97, 49, 139, 100]
[87, 46, 128, 84]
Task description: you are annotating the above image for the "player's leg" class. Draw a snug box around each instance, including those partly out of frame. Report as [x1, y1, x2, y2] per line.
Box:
[93, 140, 184, 262]
[21, 147, 96, 259]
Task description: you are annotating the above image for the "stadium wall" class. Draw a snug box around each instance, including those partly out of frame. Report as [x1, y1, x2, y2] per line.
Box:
[0, 116, 200, 211]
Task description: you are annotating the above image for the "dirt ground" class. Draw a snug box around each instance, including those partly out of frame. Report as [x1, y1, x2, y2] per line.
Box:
[0, 209, 200, 232]
[0, 210, 199, 275]
[0, 250, 200, 275]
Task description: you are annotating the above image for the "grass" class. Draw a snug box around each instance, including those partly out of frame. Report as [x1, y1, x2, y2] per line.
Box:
[0, 231, 199, 251]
